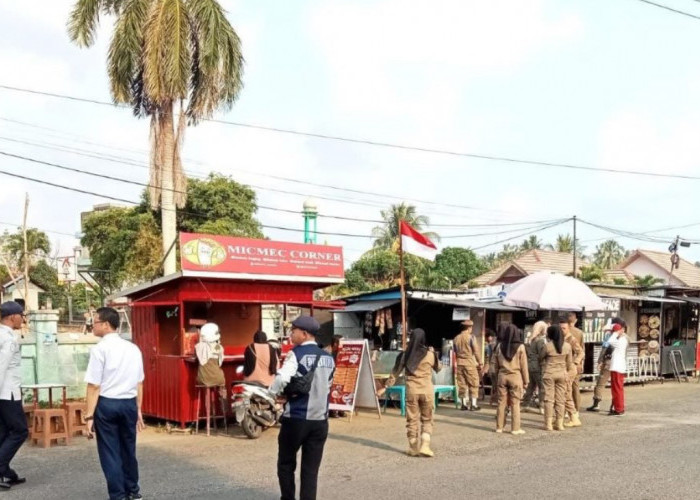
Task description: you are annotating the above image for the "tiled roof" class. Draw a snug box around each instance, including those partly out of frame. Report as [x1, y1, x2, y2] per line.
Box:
[620, 250, 700, 288]
[602, 269, 634, 283]
[469, 250, 587, 287]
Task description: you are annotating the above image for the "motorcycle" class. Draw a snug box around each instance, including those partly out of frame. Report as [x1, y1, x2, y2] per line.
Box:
[231, 381, 283, 439]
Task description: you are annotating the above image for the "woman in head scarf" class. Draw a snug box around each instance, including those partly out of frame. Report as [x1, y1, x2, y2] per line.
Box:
[243, 330, 279, 387]
[539, 325, 573, 431]
[379, 328, 441, 457]
[491, 323, 529, 435]
[522, 320, 549, 412]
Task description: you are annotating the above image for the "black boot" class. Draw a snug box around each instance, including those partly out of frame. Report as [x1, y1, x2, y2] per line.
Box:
[586, 398, 601, 412]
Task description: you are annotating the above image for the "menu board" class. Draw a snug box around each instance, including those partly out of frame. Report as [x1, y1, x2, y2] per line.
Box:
[329, 340, 381, 418]
[638, 306, 662, 360]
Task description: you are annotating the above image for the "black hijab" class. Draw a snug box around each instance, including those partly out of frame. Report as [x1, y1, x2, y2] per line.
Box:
[502, 323, 524, 362]
[244, 330, 277, 376]
[404, 328, 429, 375]
[547, 325, 564, 354]
[253, 330, 267, 344]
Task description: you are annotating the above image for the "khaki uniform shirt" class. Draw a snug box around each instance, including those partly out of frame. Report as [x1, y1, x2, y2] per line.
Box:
[453, 330, 482, 367]
[564, 333, 583, 375]
[387, 349, 441, 396]
[538, 341, 574, 376]
[491, 344, 529, 386]
[570, 326, 585, 367]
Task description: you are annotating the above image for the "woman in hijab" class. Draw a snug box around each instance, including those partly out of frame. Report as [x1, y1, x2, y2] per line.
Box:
[539, 325, 573, 431]
[522, 320, 549, 412]
[491, 323, 529, 435]
[378, 328, 441, 457]
[243, 330, 279, 387]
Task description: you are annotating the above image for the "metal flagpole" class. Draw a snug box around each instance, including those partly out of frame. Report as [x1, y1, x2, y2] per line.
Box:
[399, 220, 407, 350]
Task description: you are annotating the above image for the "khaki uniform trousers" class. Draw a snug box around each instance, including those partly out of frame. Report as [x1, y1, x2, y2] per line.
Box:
[405, 394, 434, 440]
[543, 371, 568, 421]
[572, 373, 582, 411]
[594, 364, 611, 401]
[522, 370, 545, 408]
[496, 373, 523, 432]
[564, 369, 578, 416]
[456, 365, 480, 399]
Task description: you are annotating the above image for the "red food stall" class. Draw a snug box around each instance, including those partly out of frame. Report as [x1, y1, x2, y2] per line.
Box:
[115, 233, 344, 427]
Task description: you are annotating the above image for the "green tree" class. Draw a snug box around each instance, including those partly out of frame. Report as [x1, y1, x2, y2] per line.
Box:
[548, 233, 586, 257]
[593, 240, 626, 269]
[520, 235, 543, 251]
[371, 203, 439, 249]
[633, 274, 665, 287]
[433, 247, 487, 288]
[69, 0, 244, 275]
[578, 265, 605, 283]
[3, 228, 51, 270]
[497, 243, 522, 262]
[482, 252, 500, 269]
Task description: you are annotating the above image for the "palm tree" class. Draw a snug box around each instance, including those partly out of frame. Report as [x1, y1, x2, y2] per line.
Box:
[3, 228, 51, 270]
[633, 275, 665, 287]
[593, 240, 626, 269]
[497, 243, 522, 262]
[548, 234, 586, 257]
[578, 264, 605, 283]
[520, 235, 543, 251]
[68, 0, 244, 275]
[482, 252, 500, 269]
[371, 203, 439, 249]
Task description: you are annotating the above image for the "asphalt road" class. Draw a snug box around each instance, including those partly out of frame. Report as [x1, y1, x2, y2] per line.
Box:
[9, 382, 700, 499]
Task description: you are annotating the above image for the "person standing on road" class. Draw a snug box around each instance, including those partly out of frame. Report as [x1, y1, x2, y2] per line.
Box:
[453, 319, 483, 411]
[85, 307, 145, 500]
[587, 318, 626, 413]
[0, 302, 28, 490]
[606, 323, 628, 416]
[492, 324, 529, 435]
[522, 319, 549, 413]
[560, 317, 583, 428]
[379, 328, 441, 457]
[567, 312, 586, 412]
[539, 324, 574, 431]
[484, 329, 498, 406]
[269, 316, 335, 500]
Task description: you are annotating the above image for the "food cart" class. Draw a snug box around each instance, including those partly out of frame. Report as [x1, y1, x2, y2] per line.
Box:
[115, 233, 344, 427]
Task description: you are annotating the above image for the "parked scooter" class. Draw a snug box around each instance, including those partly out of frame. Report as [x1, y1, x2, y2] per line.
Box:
[231, 381, 283, 439]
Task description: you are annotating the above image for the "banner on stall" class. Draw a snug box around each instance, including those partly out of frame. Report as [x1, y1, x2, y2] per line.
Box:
[452, 308, 470, 321]
[329, 339, 381, 418]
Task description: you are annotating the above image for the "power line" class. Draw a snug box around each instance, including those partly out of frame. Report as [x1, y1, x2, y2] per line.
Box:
[0, 221, 77, 238]
[634, 0, 700, 20]
[469, 220, 570, 251]
[2, 84, 700, 182]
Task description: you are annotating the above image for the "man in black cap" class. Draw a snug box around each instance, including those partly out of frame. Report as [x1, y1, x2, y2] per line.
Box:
[269, 315, 335, 500]
[0, 302, 28, 489]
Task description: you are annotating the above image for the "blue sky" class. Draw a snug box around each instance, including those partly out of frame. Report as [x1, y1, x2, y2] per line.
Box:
[0, 0, 699, 267]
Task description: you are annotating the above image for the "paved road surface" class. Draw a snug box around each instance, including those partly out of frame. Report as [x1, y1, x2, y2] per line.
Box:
[10, 382, 700, 499]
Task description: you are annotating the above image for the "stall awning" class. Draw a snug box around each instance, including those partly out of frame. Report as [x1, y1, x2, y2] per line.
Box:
[413, 296, 523, 312]
[679, 296, 700, 305]
[599, 294, 685, 304]
[333, 300, 400, 313]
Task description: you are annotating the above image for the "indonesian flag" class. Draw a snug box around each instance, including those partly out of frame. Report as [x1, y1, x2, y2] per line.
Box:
[400, 220, 437, 261]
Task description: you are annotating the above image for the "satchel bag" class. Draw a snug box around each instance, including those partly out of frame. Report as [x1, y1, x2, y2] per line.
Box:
[283, 352, 321, 398]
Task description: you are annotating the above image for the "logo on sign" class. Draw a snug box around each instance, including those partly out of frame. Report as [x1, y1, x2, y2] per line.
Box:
[182, 238, 227, 268]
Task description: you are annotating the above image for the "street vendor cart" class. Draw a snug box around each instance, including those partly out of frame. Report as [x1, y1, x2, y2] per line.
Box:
[115, 233, 344, 427]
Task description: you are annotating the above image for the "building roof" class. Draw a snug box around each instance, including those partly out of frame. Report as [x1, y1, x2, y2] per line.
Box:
[468, 250, 586, 287]
[2, 276, 45, 293]
[602, 269, 634, 284]
[619, 249, 700, 288]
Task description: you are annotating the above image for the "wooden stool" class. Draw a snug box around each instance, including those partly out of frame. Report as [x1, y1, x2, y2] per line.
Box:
[31, 409, 70, 448]
[23, 405, 34, 439]
[65, 402, 89, 437]
[195, 385, 228, 436]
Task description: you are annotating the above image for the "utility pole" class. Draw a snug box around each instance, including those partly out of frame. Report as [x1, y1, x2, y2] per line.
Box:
[572, 215, 577, 278]
[22, 193, 29, 307]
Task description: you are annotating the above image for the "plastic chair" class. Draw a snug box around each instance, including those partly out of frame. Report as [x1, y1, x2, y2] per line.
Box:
[381, 385, 406, 416]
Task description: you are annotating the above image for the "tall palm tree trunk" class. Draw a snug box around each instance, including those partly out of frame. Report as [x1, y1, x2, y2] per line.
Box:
[160, 102, 178, 275]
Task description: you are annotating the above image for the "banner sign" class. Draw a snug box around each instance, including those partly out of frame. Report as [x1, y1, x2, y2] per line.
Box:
[180, 233, 344, 281]
[329, 340, 381, 418]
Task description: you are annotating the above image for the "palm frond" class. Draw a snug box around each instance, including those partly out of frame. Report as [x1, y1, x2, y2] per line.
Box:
[144, 0, 191, 104]
[67, 0, 102, 48]
[108, 0, 149, 103]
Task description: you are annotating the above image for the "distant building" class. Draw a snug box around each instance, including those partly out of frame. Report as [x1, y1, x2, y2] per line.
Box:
[618, 249, 700, 288]
[1, 276, 45, 311]
[467, 250, 587, 287]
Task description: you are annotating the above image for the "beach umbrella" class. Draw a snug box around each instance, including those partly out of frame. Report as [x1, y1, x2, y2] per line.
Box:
[503, 271, 606, 311]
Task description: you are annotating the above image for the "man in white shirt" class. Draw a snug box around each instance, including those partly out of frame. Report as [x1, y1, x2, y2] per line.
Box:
[0, 302, 28, 490]
[85, 307, 145, 500]
[606, 323, 628, 416]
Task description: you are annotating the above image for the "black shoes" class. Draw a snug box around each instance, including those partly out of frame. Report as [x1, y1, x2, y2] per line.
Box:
[128, 494, 143, 500]
[470, 405, 481, 412]
[609, 410, 625, 417]
[0, 476, 25, 489]
[586, 399, 601, 412]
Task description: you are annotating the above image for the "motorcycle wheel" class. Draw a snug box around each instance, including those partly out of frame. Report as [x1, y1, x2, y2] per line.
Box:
[241, 414, 263, 439]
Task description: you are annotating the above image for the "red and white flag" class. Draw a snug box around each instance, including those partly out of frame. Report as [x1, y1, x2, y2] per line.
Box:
[400, 220, 437, 261]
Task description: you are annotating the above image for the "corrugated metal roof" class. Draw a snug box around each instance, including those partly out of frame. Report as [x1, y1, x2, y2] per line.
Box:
[333, 299, 399, 313]
[414, 296, 523, 312]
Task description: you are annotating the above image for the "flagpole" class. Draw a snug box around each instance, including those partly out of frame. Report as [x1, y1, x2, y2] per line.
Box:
[399, 220, 407, 350]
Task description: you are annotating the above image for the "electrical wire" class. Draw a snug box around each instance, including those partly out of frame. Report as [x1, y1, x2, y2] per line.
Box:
[634, 0, 700, 20]
[469, 219, 571, 251]
[2, 84, 700, 181]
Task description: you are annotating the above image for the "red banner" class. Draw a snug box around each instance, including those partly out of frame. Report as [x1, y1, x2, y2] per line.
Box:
[180, 233, 344, 280]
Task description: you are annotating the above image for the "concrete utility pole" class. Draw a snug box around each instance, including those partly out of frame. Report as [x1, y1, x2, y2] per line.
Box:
[22, 193, 29, 306]
[572, 215, 577, 278]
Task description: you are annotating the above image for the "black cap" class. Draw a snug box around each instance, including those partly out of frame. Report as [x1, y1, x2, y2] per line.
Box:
[291, 316, 320, 335]
[1, 301, 24, 318]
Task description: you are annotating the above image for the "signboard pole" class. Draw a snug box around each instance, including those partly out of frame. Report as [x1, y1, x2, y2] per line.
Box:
[399, 220, 407, 350]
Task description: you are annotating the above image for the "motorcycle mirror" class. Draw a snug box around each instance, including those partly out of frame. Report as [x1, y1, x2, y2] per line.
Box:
[235, 365, 244, 375]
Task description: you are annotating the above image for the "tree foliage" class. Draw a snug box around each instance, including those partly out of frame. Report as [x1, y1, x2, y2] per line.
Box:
[3, 228, 51, 270]
[371, 203, 438, 249]
[593, 240, 626, 269]
[633, 274, 665, 287]
[432, 247, 487, 288]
